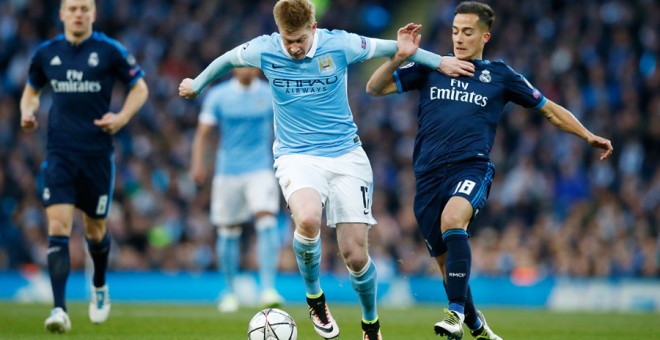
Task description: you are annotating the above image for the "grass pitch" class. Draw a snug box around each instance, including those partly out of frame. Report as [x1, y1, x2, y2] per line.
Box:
[0, 302, 657, 339]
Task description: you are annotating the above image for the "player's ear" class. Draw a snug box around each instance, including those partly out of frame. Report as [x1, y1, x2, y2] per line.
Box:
[482, 31, 491, 44]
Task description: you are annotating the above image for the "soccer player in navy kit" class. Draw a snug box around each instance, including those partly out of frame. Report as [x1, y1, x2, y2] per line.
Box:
[367, 2, 613, 339]
[179, 1, 473, 338]
[19, 0, 148, 333]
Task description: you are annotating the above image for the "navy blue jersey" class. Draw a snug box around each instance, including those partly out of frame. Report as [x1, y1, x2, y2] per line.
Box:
[27, 32, 144, 155]
[394, 59, 546, 176]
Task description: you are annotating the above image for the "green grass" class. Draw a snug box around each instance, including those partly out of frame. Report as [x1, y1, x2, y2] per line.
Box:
[0, 302, 658, 339]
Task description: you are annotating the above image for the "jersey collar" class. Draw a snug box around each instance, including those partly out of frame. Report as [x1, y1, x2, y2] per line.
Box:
[280, 29, 319, 60]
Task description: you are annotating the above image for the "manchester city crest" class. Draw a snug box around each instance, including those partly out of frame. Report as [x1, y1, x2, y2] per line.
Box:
[88, 52, 99, 67]
[479, 69, 491, 83]
[317, 54, 336, 75]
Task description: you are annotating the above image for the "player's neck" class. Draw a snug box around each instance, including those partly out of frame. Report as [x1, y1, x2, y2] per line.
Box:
[65, 30, 93, 46]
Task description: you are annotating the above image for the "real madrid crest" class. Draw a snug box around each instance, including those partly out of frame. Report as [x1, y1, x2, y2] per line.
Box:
[479, 69, 491, 83]
[317, 54, 336, 75]
[88, 52, 99, 67]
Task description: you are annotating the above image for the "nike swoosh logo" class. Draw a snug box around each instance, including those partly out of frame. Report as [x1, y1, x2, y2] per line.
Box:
[363, 210, 370, 215]
[272, 64, 284, 69]
[313, 323, 335, 334]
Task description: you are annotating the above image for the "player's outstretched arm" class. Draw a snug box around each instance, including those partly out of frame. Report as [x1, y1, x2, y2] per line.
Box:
[19, 84, 41, 131]
[539, 99, 613, 160]
[367, 24, 421, 96]
[95, 78, 149, 134]
[179, 47, 244, 99]
[370, 23, 474, 78]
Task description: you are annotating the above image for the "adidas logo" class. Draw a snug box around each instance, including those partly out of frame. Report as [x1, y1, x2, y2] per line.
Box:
[50, 56, 62, 65]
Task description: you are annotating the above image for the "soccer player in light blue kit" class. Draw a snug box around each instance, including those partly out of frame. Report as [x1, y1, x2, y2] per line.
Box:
[191, 67, 283, 313]
[367, 2, 613, 339]
[179, 1, 474, 338]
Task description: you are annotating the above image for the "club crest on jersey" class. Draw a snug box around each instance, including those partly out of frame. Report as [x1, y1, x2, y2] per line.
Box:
[479, 69, 491, 83]
[317, 55, 336, 75]
[88, 52, 99, 67]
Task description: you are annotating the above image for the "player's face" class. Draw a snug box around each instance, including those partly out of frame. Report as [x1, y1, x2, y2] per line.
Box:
[452, 13, 490, 60]
[60, 0, 96, 38]
[279, 23, 317, 60]
[233, 67, 260, 85]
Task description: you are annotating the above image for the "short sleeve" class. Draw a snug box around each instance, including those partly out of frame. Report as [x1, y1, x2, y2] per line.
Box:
[393, 62, 432, 93]
[27, 49, 47, 90]
[339, 31, 373, 64]
[199, 91, 219, 126]
[503, 65, 546, 109]
[109, 39, 144, 87]
[236, 35, 270, 68]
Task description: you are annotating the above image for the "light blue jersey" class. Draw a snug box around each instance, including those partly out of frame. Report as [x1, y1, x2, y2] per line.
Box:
[237, 29, 375, 158]
[192, 28, 444, 158]
[199, 78, 274, 175]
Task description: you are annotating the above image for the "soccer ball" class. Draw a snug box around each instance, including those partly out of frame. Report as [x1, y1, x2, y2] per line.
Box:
[247, 308, 297, 340]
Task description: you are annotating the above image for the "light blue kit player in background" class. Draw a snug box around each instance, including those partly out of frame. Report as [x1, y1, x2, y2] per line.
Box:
[190, 67, 284, 313]
[179, 0, 474, 339]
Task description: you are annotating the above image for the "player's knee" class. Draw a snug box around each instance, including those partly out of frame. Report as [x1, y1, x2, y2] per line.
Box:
[83, 220, 107, 241]
[341, 246, 368, 272]
[440, 214, 469, 233]
[293, 211, 322, 233]
[47, 219, 71, 236]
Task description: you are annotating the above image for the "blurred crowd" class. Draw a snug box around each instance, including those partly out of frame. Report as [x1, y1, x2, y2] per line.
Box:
[0, 0, 658, 281]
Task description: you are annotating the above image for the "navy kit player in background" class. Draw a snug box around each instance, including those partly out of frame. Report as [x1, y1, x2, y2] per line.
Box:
[19, 0, 148, 333]
[191, 67, 284, 313]
[367, 2, 613, 339]
[179, 0, 473, 339]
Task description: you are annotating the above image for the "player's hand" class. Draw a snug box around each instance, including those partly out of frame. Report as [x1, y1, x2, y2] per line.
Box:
[94, 113, 128, 134]
[438, 56, 475, 78]
[179, 78, 198, 99]
[21, 113, 38, 131]
[588, 134, 614, 160]
[396, 23, 422, 62]
[190, 164, 206, 186]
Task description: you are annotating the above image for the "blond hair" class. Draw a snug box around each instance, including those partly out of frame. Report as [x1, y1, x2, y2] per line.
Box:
[273, 0, 316, 32]
[61, 0, 96, 10]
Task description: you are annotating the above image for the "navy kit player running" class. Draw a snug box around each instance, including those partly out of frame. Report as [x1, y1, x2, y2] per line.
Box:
[179, 1, 473, 339]
[191, 67, 284, 313]
[367, 2, 613, 339]
[19, 0, 148, 333]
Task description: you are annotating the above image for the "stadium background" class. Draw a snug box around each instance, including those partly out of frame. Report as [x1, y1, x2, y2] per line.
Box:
[0, 0, 658, 311]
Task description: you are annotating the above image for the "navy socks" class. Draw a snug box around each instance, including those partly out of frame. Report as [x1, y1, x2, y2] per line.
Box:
[87, 232, 111, 288]
[48, 236, 70, 311]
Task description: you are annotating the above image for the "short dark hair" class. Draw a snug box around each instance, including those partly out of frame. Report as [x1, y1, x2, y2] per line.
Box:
[455, 1, 495, 30]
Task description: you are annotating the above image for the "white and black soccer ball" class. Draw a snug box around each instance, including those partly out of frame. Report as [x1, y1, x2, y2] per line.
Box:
[247, 308, 297, 340]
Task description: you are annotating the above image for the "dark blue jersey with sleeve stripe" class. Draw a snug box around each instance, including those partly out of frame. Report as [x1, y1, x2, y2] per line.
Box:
[27, 32, 144, 155]
[394, 59, 546, 176]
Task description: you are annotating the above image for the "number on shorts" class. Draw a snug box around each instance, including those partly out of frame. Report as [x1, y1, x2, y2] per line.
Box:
[360, 186, 370, 209]
[96, 195, 108, 215]
[453, 180, 476, 195]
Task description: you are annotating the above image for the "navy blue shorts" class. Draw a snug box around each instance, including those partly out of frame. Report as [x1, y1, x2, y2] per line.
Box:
[40, 152, 114, 218]
[413, 160, 494, 257]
